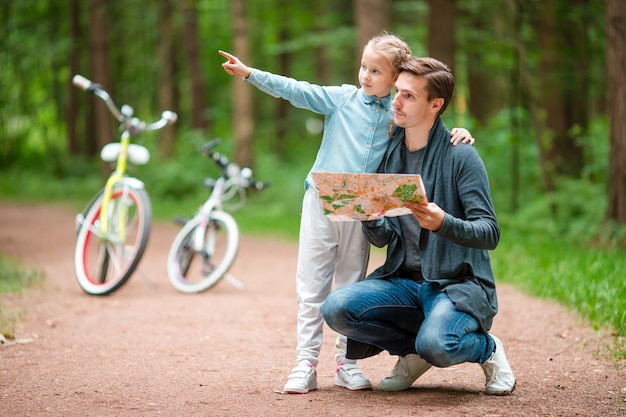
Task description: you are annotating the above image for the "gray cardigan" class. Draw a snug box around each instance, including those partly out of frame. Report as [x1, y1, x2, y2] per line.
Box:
[348, 117, 500, 359]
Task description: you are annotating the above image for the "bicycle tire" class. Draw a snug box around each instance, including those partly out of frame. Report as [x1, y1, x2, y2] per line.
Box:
[167, 210, 239, 294]
[74, 182, 152, 295]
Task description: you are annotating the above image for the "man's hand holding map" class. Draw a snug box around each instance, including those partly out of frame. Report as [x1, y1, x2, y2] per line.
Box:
[311, 172, 428, 221]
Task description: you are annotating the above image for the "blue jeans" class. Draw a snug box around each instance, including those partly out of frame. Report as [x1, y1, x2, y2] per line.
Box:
[322, 278, 495, 367]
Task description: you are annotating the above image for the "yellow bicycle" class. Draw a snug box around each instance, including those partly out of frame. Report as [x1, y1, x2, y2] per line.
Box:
[72, 75, 176, 295]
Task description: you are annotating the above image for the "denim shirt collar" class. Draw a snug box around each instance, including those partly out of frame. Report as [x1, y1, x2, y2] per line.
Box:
[359, 89, 392, 111]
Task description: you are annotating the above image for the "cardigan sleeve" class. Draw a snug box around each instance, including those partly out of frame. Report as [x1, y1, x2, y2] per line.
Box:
[361, 218, 394, 248]
[434, 145, 500, 250]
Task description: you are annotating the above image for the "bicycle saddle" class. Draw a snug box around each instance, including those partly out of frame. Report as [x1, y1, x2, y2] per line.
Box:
[100, 143, 150, 166]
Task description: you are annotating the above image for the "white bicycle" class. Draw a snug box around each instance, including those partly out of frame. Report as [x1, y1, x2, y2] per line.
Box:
[167, 139, 269, 293]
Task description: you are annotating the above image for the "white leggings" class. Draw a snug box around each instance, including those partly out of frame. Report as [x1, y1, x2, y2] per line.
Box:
[294, 186, 370, 366]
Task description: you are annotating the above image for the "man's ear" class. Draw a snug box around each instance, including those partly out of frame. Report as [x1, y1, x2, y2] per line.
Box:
[431, 98, 444, 113]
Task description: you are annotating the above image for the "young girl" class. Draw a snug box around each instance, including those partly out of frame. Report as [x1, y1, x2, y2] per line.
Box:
[220, 33, 473, 394]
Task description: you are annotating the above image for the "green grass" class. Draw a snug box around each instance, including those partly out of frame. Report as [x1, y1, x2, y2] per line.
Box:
[493, 237, 625, 334]
[492, 216, 626, 360]
[0, 257, 43, 295]
[0, 256, 44, 338]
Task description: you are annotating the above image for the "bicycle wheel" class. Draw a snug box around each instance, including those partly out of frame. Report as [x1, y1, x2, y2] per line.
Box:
[74, 182, 152, 295]
[167, 210, 239, 294]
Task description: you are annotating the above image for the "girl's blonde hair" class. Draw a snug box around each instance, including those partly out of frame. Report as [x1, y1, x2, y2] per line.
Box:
[365, 32, 412, 75]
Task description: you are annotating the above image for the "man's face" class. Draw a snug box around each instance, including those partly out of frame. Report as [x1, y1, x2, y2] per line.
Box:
[392, 72, 437, 129]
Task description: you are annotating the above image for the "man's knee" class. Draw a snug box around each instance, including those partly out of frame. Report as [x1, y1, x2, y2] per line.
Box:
[416, 329, 458, 368]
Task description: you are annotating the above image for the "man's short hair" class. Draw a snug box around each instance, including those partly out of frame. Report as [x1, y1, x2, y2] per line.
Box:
[398, 57, 455, 116]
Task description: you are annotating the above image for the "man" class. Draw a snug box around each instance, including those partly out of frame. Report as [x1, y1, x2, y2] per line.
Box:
[322, 57, 515, 395]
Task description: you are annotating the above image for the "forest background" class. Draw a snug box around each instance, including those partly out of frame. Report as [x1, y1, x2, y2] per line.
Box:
[0, 1, 625, 357]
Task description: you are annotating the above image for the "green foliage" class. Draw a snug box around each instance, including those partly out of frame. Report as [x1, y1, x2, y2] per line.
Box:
[472, 107, 545, 213]
[0, 256, 42, 294]
[479, 109, 624, 341]
[492, 216, 626, 340]
[140, 131, 213, 201]
[0, 165, 101, 205]
[0, 256, 43, 338]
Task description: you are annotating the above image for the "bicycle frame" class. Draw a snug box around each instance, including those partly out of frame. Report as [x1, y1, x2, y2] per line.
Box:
[73, 74, 175, 242]
[191, 143, 248, 253]
[193, 178, 225, 252]
[192, 176, 249, 251]
[99, 129, 135, 241]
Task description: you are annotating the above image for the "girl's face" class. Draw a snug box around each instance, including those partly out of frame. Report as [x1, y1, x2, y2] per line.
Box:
[358, 46, 397, 98]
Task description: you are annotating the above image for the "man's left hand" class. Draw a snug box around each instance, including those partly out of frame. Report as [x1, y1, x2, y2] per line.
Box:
[405, 202, 445, 231]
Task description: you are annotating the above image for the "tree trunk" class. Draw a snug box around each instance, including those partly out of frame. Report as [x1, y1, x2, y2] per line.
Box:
[427, 0, 456, 74]
[537, 0, 585, 178]
[508, 0, 556, 213]
[606, 0, 626, 226]
[231, 0, 254, 169]
[314, 0, 331, 86]
[182, 0, 208, 132]
[158, 0, 177, 158]
[89, 0, 114, 178]
[354, 0, 390, 54]
[275, 33, 289, 159]
[274, 1, 289, 160]
[507, 1, 522, 212]
[466, 3, 508, 125]
[427, 0, 459, 118]
[67, 0, 80, 156]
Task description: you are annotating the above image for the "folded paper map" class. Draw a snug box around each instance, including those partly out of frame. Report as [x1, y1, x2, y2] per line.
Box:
[311, 172, 428, 221]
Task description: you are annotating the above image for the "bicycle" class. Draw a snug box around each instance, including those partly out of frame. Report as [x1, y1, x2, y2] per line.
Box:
[167, 139, 270, 294]
[72, 74, 177, 296]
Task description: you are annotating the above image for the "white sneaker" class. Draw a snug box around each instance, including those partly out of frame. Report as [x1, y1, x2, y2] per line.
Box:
[283, 362, 317, 394]
[335, 363, 372, 390]
[480, 335, 516, 395]
[377, 354, 432, 391]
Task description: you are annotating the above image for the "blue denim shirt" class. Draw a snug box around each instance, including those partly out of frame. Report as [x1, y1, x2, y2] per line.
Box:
[246, 69, 393, 188]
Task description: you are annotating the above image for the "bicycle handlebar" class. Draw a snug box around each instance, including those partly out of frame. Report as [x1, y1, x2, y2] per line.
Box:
[72, 74, 177, 134]
[201, 140, 270, 192]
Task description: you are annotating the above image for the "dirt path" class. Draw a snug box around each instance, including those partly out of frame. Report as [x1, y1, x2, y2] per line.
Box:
[0, 202, 623, 416]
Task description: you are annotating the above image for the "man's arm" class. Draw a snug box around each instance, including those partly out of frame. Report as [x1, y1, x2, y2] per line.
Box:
[406, 147, 499, 250]
[361, 218, 395, 248]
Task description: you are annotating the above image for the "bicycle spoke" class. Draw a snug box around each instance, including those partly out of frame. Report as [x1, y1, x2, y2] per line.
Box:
[106, 241, 126, 277]
[96, 242, 110, 283]
[179, 239, 195, 276]
[167, 211, 239, 293]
